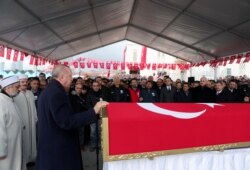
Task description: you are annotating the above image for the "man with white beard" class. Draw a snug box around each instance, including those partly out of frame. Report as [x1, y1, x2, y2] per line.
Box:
[14, 74, 37, 168]
[0, 76, 24, 170]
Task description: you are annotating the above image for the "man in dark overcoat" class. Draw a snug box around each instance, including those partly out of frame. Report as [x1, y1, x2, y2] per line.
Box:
[36, 65, 108, 170]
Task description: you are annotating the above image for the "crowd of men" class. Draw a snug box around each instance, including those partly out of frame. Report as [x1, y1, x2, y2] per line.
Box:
[0, 69, 250, 170]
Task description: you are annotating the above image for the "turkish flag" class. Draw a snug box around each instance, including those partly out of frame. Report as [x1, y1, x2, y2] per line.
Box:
[63, 61, 69, 66]
[80, 62, 85, 69]
[87, 62, 92, 68]
[209, 60, 217, 67]
[152, 63, 156, 70]
[133, 63, 139, 70]
[170, 64, 176, 70]
[73, 61, 78, 68]
[93, 62, 98, 69]
[0, 45, 4, 57]
[121, 63, 125, 70]
[229, 55, 236, 64]
[100, 62, 104, 69]
[42, 58, 46, 65]
[141, 46, 147, 64]
[223, 57, 229, 66]
[139, 63, 145, 70]
[236, 54, 243, 64]
[34, 57, 39, 66]
[106, 103, 250, 156]
[146, 63, 151, 70]
[106, 62, 111, 69]
[113, 63, 118, 70]
[6, 47, 12, 60]
[243, 52, 250, 63]
[29, 56, 35, 65]
[13, 50, 19, 62]
[20, 52, 25, 61]
[157, 63, 162, 68]
[127, 63, 132, 70]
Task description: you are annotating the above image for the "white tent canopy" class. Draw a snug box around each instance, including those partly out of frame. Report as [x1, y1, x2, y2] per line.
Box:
[0, 0, 250, 63]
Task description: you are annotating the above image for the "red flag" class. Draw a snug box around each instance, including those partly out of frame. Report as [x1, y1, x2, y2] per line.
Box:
[106, 62, 111, 69]
[73, 61, 78, 68]
[146, 63, 151, 70]
[87, 62, 92, 68]
[34, 57, 39, 66]
[42, 58, 46, 65]
[99, 62, 104, 69]
[93, 62, 98, 69]
[229, 55, 236, 64]
[170, 64, 176, 70]
[201, 61, 208, 67]
[152, 63, 156, 70]
[121, 63, 125, 70]
[139, 63, 145, 70]
[63, 61, 69, 66]
[133, 63, 139, 70]
[210, 60, 217, 67]
[141, 46, 147, 64]
[157, 63, 162, 68]
[223, 57, 229, 66]
[243, 52, 250, 63]
[20, 52, 25, 61]
[162, 64, 167, 69]
[217, 59, 223, 66]
[106, 103, 250, 156]
[0, 45, 4, 57]
[236, 54, 243, 64]
[29, 56, 35, 65]
[6, 47, 12, 60]
[80, 62, 85, 69]
[113, 63, 118, 70]
[13, 50, 19, 62]
[127, 63, 132, 70]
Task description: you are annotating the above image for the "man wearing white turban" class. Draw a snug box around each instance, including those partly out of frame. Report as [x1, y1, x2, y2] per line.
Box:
[14, 74, 37, 169]
[0, 76, 24, 170]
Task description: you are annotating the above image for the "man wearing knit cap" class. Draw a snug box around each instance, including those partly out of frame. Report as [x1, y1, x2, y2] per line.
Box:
[14, 74, 37, 168]
[0, 76, 24, 170]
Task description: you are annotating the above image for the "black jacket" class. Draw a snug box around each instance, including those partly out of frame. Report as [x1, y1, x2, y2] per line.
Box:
[86, 90, 106, 108]
[192, 86, 215, 102]
[175, 90, 192, 103]
[36, 79, 97, 170]
[215, 90, 230, 103]
[140, 88, 158, 102]
[108, 85, 130, 102]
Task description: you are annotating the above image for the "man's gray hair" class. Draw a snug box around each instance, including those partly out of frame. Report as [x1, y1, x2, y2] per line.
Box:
[52, 65, 69, 79]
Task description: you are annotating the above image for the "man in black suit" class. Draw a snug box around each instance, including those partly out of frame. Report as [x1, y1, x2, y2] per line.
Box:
[175, 82, 192, 102]
[215, 81, 229, 103]
[36, 65, 108, 170]
[160, 77, 176, 102]
[225, 80, 243, 102]
[155, 78, 164, 101]
[192, 77, 215, 102]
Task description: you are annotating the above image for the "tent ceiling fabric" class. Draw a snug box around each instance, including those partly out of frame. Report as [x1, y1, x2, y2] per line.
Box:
[0, 0, 249, 63]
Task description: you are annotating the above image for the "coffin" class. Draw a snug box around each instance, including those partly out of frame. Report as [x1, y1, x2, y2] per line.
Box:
[101, 103, 250, 162]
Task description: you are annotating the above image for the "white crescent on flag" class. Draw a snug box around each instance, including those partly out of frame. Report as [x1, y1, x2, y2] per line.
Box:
[136, 103, 222, 119]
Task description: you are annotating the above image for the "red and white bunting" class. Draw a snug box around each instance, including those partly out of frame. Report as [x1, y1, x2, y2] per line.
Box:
[0, 45, 4, 57]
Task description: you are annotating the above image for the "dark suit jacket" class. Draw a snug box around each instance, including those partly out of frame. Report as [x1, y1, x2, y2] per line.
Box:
[175, 90, 192, 102]
[192, 86, 215, 102]
[36, 79, 97, 170]
[160, 86, 176, 102]
[215, 90, 230, 103]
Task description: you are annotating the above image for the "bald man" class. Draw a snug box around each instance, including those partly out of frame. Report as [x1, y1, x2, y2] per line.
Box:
[36, 65, 108, 170]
